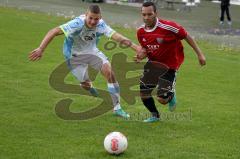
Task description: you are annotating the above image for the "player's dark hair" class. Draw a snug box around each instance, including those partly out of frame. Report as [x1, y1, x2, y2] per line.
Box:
[88, 5, 101, 14]
[142, 2, 157, 13]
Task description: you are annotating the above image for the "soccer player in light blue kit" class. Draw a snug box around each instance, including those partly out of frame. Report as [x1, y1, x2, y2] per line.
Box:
[29, 5, 143, 118]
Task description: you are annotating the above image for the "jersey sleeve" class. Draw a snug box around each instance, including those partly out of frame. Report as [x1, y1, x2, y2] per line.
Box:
[176, 25, 188, 40]
[59, 17, 84, 38]
[172, 22, 188, 40]
[97, 20, 116, 39]
[163, 20, 188, 40]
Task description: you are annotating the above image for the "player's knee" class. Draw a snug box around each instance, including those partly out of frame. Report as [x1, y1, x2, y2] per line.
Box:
[80, 81, 91, 90]
[157, 97, 169, 105]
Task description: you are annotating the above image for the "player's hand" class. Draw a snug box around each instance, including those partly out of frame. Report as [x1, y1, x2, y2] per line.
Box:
[136, 46, 146, 57]
[135, 47, 147, 61]
[29, 47, 44, 61]
[198, 53, 206, 66]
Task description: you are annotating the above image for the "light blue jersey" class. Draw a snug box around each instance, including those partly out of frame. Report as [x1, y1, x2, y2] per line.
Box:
[59, 15, 116, 59]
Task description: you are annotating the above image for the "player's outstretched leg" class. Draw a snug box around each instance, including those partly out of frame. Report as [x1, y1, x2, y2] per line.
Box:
[101, 63, 130, 118]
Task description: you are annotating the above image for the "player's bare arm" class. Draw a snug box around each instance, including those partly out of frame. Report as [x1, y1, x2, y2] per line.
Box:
[184, 34, 206, 66]
[28, 27, 63, 61]
[111, 32, 145, 59]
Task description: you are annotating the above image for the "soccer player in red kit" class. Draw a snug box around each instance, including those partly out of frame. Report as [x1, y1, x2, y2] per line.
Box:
[136, 2, 206, 122]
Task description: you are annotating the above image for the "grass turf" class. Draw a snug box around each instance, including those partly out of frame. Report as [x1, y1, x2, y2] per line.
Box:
[0, 7, 240, 159]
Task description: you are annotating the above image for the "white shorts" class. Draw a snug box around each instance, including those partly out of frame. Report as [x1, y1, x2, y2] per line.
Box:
[67, 51, 109, 82]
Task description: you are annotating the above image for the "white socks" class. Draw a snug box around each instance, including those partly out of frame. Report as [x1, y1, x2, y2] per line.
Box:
[107, 83, 121, 111]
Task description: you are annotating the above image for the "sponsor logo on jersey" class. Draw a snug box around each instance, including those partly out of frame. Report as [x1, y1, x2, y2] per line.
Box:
[156, 38, 163, 44]
[146, 44, 160, 50]
[84, 33, 96, 41]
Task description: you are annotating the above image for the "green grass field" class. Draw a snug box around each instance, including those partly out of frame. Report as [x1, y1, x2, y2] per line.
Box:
[0, 7, 240, 159]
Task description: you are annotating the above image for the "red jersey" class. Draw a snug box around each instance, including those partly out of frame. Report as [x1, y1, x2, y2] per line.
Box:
[137, 18, 188, 70]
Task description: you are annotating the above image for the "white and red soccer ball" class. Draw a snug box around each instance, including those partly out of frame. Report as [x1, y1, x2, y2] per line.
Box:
[104, 132, 128, 155]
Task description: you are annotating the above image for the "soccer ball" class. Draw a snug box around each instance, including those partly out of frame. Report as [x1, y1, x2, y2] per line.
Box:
[104, 132, 128, 155]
